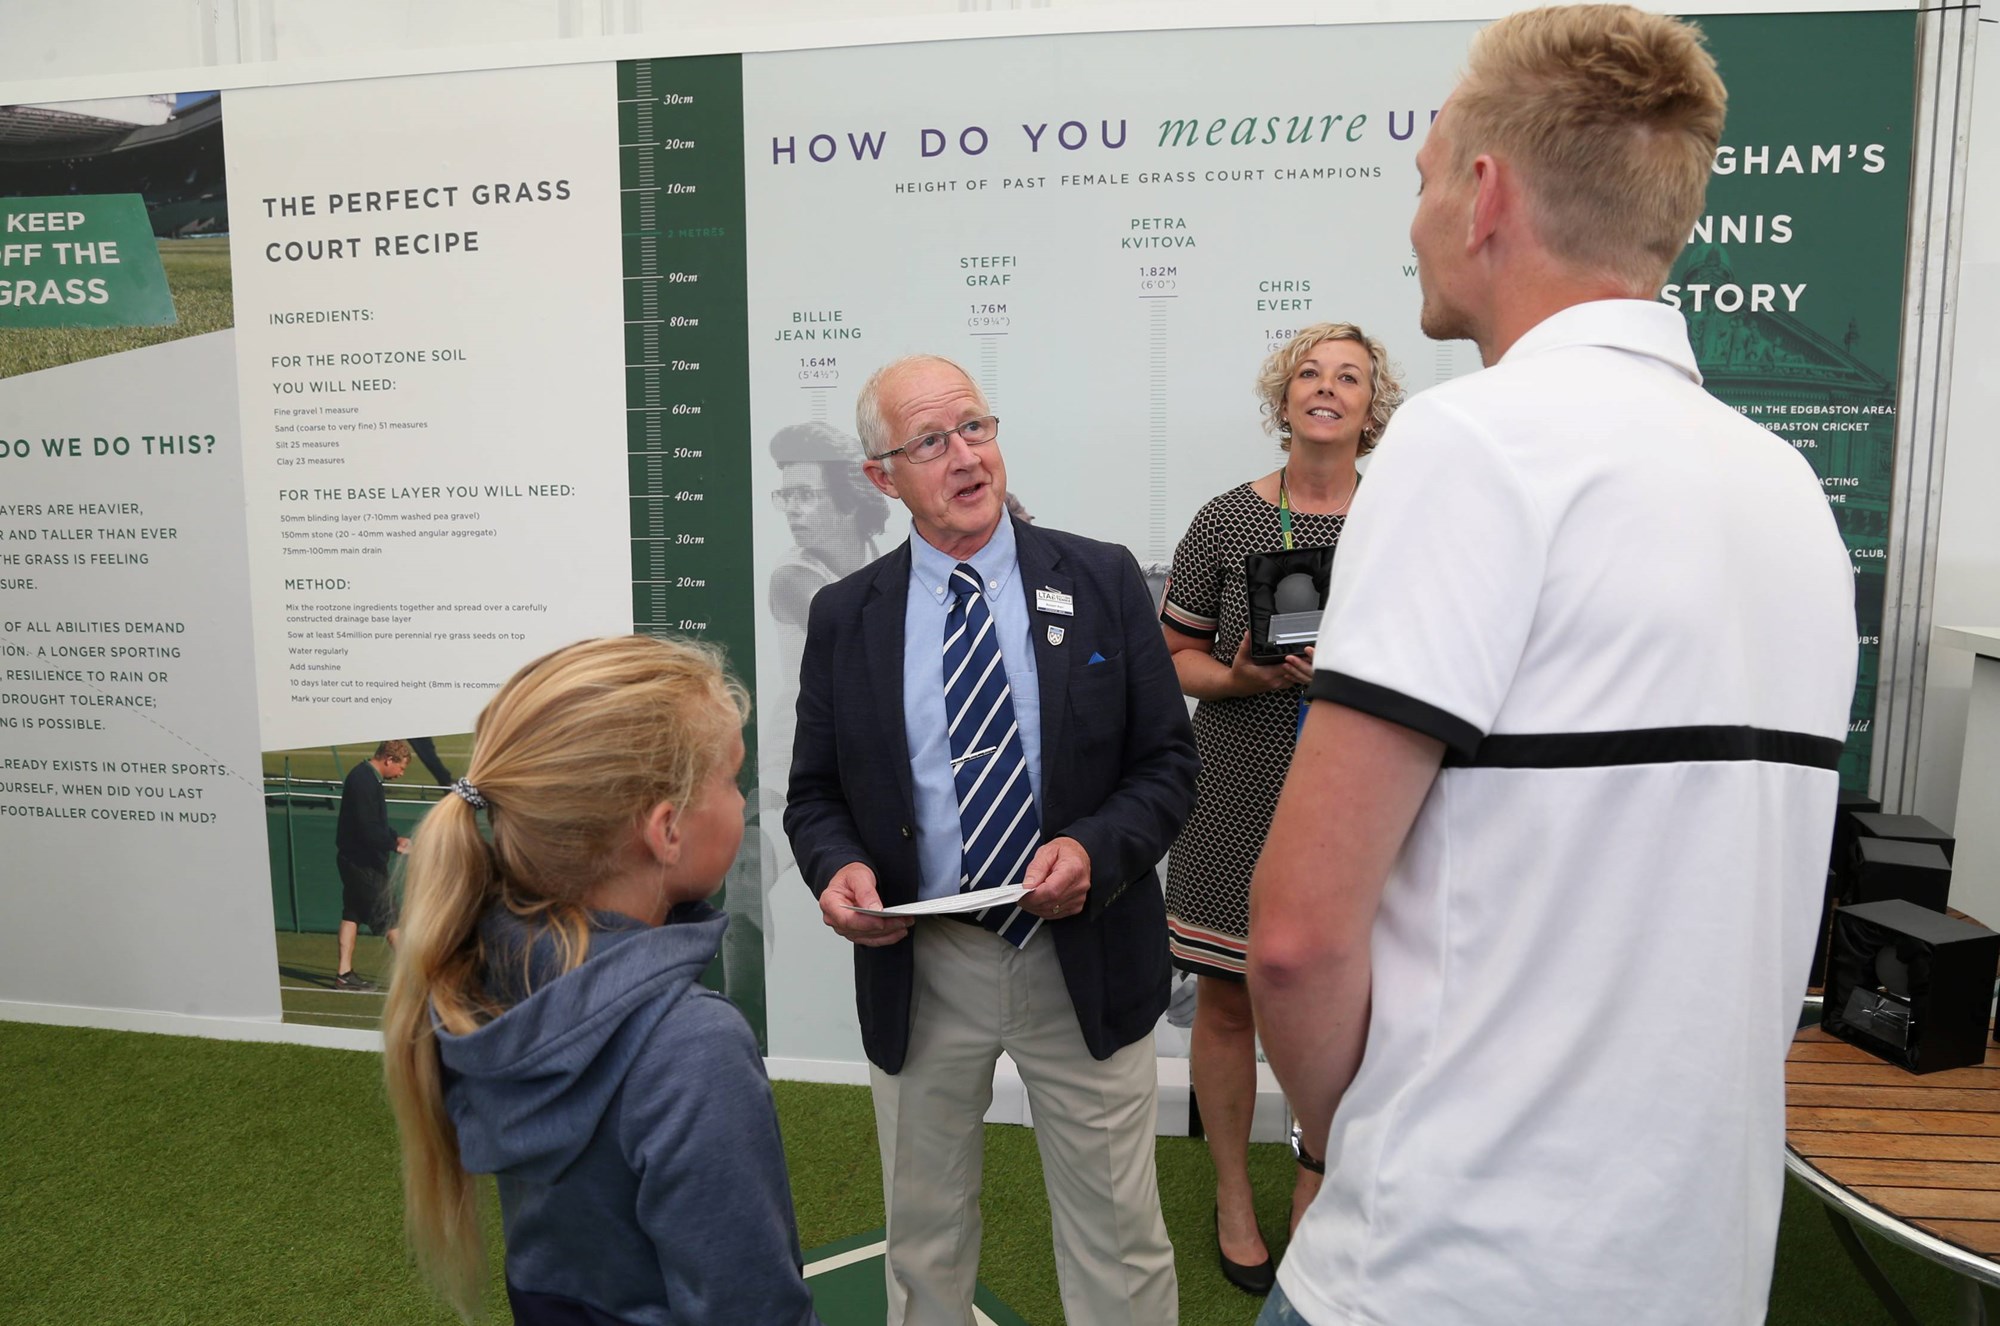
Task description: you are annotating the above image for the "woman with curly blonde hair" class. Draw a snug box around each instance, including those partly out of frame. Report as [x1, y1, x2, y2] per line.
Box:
[1159, 324, 1403, 1295]
[382, 634, 820, 1326]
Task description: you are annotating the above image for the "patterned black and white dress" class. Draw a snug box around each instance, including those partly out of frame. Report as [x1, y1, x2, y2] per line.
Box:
[1160, 482, 1348, 979]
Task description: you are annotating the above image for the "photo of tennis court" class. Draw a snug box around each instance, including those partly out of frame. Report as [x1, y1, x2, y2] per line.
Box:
[0, 92, 230, 378]
[263, 736, 467, 1027]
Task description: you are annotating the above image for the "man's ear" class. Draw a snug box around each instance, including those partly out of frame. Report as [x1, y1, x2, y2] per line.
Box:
[863, 458, 900, 501]
[640, 800, 682, 867]
[1467, 153, 1508, 255]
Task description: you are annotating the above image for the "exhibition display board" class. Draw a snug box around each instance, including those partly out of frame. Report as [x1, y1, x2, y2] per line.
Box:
[0, 11, 1919, 1063]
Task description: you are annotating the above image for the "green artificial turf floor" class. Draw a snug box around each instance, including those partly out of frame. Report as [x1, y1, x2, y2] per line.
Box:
[0, 1019, 1967, 1324]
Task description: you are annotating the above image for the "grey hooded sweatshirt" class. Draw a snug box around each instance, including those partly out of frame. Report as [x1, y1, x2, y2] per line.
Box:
[436, 902, 821, 1326]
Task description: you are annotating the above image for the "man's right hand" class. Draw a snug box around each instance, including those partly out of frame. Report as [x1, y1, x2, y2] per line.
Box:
[820, 862, 914, 947]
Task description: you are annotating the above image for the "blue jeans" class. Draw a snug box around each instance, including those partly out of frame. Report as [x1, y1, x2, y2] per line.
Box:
[1256, 1283, 1311, 1324]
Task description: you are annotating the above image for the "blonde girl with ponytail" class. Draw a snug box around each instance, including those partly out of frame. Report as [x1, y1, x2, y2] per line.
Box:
[382, 635, 821, 1326]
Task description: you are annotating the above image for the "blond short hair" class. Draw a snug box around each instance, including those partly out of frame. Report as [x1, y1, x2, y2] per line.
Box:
[382, 635, 748, 1318]
[1256, 324, 1404, 456]
[1450, 4, 1726, 290]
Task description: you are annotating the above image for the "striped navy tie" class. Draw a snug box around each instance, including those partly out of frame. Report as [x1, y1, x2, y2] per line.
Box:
[943, 562, 1042, 948]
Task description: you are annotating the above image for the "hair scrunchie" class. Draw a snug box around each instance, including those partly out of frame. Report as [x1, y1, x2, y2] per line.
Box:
[450, 777, 488, 810]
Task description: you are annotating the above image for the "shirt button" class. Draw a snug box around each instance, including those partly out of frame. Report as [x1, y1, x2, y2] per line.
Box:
[988, 580, 998, 590]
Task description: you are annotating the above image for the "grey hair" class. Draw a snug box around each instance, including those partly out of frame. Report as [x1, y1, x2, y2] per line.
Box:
[855, 354, 986, 461]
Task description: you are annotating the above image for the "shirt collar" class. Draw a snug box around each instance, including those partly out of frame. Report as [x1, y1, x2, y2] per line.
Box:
[908, 515, 1018, 603]
[1499, 299, 1702, 386]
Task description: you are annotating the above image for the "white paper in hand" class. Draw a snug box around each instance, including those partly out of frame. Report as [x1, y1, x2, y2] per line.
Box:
[847, 884, 1033, 917]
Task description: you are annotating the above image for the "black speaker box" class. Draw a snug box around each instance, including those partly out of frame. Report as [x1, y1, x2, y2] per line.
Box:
[1850, 837, 1953, 912]
[1815, 791, 1885, 987]
[1832, 789, 1882, 873]
[1852, 811, 1955, 863]
[1822, 899, 1999, 1073]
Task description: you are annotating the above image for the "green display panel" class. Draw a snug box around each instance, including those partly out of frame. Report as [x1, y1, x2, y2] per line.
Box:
[0, 194, 176, 329]
[618, 55, 764, 1042]
[1667, 10, 1917, 791]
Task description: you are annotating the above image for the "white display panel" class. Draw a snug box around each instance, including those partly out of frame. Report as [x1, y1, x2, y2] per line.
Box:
[0, 332, 277, 1020]
[742, 22, 1479, 1067]
[226, 63, 632, 750]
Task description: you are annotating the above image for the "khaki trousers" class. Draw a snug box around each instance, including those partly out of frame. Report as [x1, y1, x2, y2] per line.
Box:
[869, 918, 1178, 1326]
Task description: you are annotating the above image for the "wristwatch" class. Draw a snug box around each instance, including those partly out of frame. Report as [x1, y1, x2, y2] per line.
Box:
[1289, 1121, 1325, 1174]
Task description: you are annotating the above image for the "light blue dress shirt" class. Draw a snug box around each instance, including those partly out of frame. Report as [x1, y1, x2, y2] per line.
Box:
[902, 517, 1044, 901]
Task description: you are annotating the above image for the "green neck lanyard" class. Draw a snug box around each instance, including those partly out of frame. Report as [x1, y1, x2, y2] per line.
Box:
[1279, 466, 1358, 550]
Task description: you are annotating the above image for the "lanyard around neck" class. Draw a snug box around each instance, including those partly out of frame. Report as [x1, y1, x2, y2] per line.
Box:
[1279, 466, 1359, 548]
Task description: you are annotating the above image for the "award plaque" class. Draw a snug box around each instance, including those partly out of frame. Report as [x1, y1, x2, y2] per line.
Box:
[1242, 545, 1336, 665]
[1823, 899, 1999, 1074]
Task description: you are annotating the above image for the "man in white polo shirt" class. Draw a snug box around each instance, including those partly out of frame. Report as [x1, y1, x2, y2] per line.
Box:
[1247, 7, 1857, 1325]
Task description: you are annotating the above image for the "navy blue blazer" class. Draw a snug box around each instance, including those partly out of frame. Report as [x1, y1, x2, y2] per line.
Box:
[783, 518, 1199, 1074]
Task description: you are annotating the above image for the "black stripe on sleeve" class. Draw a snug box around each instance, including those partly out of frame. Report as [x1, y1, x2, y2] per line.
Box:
[1306, 670, 1485, 757]
[1445, 725, 1845, 771]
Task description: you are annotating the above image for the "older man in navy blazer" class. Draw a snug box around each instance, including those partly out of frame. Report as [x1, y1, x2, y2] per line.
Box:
[785, 353, 1195, 1325]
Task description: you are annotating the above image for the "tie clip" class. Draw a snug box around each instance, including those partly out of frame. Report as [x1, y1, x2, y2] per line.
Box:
[950, 745, 999, 769]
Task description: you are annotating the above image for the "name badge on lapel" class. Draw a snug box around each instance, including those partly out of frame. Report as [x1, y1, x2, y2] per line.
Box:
[1047, 625, 1066, 646]
[1035, 588, 1074, 617]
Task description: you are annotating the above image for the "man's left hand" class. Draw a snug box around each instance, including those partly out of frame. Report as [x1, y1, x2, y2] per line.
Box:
[1020, 836, 1091, 919]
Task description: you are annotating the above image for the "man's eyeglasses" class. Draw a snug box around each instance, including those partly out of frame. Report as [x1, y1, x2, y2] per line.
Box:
[868, 414, 1000, 465]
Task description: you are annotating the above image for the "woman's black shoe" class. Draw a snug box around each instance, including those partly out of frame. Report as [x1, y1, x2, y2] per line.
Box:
[1215, 1206, 1276, 1296]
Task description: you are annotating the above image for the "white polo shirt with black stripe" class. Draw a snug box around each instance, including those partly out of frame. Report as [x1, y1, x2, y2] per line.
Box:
[1279, 300, 1857, 1326]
